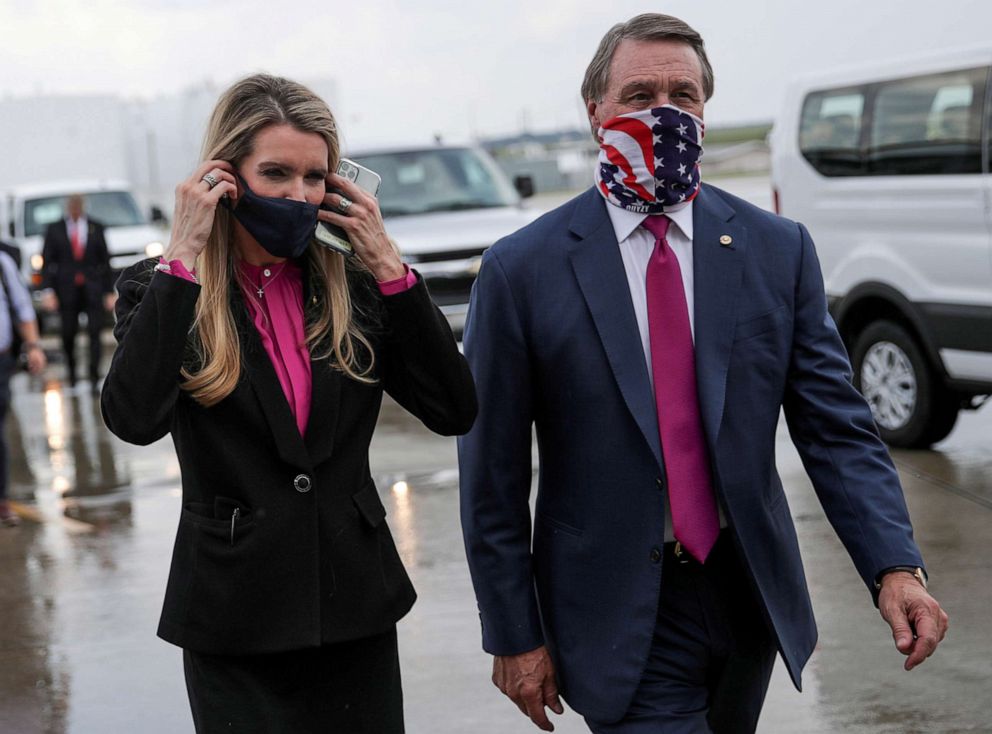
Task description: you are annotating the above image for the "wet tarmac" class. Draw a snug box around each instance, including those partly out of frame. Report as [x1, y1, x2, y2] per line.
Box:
[1, 343, 990, 734]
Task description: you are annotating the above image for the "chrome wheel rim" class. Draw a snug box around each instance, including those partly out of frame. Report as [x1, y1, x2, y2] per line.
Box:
[861, 341, 917, 431]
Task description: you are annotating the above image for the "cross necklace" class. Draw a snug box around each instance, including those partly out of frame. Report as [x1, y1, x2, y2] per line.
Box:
[255, 263, 288, 299]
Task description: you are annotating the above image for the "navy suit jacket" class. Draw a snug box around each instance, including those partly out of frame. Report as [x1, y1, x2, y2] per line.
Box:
[458, 185, 924, 723]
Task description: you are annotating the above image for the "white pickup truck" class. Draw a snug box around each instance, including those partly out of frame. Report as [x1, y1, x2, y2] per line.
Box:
[350, 146, 540, 334]
[0, 180, 168, 304]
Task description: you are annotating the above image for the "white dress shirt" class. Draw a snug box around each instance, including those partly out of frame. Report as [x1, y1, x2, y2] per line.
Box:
[604, 198, 726, 540]
[606, 201, 695, 384]
[66, 215, 89, 250]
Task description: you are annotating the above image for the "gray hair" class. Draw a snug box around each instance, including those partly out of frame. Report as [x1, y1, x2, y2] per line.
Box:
[581, 13, 714, 107]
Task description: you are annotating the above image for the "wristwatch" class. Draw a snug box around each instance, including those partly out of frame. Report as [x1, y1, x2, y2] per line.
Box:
[875, 566, 928, 591]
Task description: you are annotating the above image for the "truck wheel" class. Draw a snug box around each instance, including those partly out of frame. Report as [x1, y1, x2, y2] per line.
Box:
[851, 320, 958, 448]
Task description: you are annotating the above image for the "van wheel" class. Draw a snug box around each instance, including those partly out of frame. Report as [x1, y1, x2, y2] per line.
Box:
[851, 321, 958, 448]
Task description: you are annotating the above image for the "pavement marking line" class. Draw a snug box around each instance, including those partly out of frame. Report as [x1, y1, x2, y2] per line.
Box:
[8, 501, 96, 534]
[892, 457, 992, 512]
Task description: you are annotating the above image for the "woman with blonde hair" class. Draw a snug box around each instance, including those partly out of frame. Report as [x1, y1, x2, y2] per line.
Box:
[101, 73, 476, 732]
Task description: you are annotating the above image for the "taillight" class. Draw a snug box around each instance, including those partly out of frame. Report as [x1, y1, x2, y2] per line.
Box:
[30, 273, 43, 287]
[772, 187, 781, 215]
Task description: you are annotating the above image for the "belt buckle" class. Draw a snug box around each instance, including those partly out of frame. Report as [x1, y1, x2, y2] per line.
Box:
[673, 541, 690, 565]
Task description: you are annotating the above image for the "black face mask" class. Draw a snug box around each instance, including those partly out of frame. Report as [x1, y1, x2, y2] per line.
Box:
[223, 175, 319, 259]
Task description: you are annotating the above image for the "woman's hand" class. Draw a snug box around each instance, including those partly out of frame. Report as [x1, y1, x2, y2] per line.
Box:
[319, 173, 405, 282]
[164, 160, 239, 270]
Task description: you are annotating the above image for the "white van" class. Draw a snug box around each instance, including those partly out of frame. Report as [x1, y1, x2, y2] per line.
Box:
[770, 47, 992, 447]
[0, 179, 167, 296]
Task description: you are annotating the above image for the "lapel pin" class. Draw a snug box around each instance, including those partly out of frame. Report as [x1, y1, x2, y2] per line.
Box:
[719, 235, 733, 246]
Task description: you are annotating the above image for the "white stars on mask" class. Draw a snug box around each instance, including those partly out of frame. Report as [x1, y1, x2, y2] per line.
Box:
[677, 123, 688, 135]
[677, 163, 687, 175]
[676, 141, 687, 153]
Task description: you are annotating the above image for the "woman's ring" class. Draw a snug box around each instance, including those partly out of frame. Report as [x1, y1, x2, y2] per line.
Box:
[201, 173, 220, 189]
[337, 197, 353, 213]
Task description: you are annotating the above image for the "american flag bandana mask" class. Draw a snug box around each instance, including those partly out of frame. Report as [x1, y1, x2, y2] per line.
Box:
[596, 104, 704, 214]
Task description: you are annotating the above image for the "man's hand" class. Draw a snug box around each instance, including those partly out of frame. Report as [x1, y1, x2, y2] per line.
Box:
[26, 345, 46, 375]
[492, 646, 564, 731]
[878, 571, 948, 670]
[40, 290, 58, 313]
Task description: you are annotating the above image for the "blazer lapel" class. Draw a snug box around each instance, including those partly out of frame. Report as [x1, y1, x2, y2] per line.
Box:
[567, 189, 664, 471]
[692, 186, 747, 449]
[233, 284, 313, 471]
[301, 269, 341, 465]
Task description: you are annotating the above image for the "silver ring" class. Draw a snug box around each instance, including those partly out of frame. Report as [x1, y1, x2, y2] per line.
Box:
[337, 196, 353, 213]
[201, 173, 220, 189]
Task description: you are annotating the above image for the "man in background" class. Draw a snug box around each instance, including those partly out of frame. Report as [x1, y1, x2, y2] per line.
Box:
[459, 13, 947, 733]
[0, 249, 46, 526]
[40, 194, 114, 391]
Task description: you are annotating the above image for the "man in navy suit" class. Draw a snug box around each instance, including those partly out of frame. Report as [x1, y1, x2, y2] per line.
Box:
[458, 13, 947, 734]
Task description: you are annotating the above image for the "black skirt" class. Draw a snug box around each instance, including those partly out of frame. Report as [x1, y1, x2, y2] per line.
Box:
[183, 626, 403, 733]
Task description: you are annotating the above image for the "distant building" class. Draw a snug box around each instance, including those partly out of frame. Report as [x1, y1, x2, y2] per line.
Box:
[0, 78, 340, 216]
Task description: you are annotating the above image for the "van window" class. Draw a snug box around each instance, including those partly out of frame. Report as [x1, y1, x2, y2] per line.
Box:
[799, 88, 865, 176]
[866, 67, 987, 175]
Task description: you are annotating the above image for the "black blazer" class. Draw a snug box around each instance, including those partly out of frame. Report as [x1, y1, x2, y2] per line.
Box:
[101, 258, 477, 655]
[40, 218, 114, 300]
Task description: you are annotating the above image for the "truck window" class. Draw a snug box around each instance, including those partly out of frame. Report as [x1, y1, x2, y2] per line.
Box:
[352, 148, 518, 217]
[866, 66, 987, 175]
[799, 88, 865, 176]
[23, 191, 145, 237]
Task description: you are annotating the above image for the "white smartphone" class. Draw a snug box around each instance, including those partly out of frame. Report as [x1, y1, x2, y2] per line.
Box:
[314, 158, 382, 257]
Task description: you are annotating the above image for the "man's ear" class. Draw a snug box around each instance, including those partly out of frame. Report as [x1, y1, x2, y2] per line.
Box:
[586, 99, 600, 131]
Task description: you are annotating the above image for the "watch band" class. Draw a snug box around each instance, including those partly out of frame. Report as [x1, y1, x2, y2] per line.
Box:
[875, 566, 928, 591]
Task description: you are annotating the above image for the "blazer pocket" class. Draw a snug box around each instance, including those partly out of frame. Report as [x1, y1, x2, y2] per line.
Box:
[536, 512, 583, 537]
[734, 305, 787, 342]
[181, 496, 255, 545]
[353, 481, 387, 529]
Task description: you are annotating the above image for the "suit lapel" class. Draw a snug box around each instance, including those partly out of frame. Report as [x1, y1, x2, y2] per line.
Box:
[567, 189, 664, 471]
[233, 283, 313, 471]
[692, 186, 746, 448]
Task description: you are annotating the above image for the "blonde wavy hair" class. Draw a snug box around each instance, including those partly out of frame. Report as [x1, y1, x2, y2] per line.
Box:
[181, 73, 375, 406]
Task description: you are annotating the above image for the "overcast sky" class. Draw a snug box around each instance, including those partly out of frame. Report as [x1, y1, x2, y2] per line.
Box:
[2, 0, 991, 148]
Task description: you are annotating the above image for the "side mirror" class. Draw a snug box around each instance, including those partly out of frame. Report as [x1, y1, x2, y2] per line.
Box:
[150, 206, 167, 224]
[513, 175, 535, 199]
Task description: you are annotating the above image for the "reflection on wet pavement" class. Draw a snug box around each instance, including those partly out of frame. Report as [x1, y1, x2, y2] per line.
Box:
[1, 362, 991, 733]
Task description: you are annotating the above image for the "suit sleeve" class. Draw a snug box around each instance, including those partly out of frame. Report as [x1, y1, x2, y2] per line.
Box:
[378, 273, 477, 436]
[40, 224, 58, 292]
[783, 223, 924, 598]
[457, 250, 544, 656]
[101, 260, 201, 445]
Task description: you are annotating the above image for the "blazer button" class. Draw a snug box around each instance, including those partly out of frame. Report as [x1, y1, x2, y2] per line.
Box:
[655, 477, 664, 489]
[294, 474, 312, 493]
[650, 547, 662, 564]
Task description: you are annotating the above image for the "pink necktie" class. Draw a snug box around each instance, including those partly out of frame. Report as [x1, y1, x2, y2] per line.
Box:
[643, 215, 720, 563]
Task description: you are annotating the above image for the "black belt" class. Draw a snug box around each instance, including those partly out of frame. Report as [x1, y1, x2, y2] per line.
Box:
[663, 529, 731, 566]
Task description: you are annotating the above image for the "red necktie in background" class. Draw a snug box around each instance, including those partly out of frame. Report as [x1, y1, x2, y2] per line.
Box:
[71, 222, 85, 285]
[643, 215, 720, 563]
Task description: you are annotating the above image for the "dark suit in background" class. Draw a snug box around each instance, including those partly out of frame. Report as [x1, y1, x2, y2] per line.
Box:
[41, 217, 113, 385]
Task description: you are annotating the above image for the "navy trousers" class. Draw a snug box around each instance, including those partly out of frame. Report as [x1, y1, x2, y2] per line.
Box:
[586, 532, 777, 734]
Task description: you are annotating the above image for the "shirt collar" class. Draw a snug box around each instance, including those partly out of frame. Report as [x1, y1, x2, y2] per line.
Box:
[604, 199, 694, 244]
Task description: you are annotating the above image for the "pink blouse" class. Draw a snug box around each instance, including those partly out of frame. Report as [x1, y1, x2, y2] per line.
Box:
[161, 258, 417, 437]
